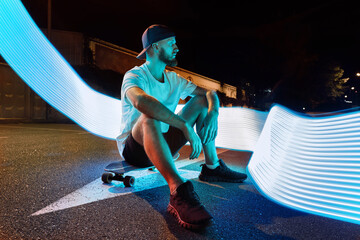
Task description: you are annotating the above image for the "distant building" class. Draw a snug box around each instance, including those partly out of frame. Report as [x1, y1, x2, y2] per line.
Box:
[89, 38, 237, 102]
[0, 30, 237, 122]
[0, 29, 84, 122]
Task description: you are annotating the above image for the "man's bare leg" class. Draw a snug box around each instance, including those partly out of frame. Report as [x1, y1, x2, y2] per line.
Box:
[177, 96, 219, 165]
[131, 95, 218, 192]
[179, 96, 247, 183]
[131, 115, 185, 193]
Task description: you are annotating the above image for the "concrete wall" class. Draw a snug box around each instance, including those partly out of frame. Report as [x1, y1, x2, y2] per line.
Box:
[45, 29, 84, 65]
[0, 30, 239, 122]
[0, 64, 47, 121]
[0, 29, 84, 122]
[89, 38, 237, 99]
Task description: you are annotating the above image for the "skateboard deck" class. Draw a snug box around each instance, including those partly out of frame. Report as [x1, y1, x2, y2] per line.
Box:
[101, 152, 180, 187]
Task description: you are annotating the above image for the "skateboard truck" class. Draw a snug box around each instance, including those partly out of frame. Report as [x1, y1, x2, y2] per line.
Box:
[102, 172, 136, 187]
[101, 153, 180, 187]
[101, 166, 155, 187]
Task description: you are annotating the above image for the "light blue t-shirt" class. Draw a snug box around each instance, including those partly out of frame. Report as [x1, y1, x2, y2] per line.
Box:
[116, 64, 196, 158]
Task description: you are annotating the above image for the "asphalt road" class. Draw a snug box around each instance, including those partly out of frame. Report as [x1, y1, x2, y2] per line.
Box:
[0, 124, 359, 239]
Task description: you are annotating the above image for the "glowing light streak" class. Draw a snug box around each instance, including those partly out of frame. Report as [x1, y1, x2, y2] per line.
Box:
[248, 105, 360, 225]
[0, 0, 121, 139]
[0, 0, 266, 151]
[3, 0, 360, 226]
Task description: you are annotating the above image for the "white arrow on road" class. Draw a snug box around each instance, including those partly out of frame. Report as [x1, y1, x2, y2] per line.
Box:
[30, 157, 218, 216]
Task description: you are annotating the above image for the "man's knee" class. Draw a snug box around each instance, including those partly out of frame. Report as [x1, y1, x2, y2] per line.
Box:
[138, 115, 162, 134]
[132, 115, 161, 143]
[185, 95, 208, 116]
[191, 95, 208, 108]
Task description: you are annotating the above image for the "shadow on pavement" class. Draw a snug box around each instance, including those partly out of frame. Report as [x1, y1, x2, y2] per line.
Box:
[134, 177, 302, 239]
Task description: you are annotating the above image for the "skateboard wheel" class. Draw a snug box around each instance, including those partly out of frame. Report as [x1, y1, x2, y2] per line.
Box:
[102, 172, 113, 184]
[124, 176, 135, 187]
[173, 152, 180, 161]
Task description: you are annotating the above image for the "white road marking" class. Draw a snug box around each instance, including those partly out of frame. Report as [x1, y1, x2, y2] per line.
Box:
[31, 149, 229, 216]
[30, 158, 208, 216]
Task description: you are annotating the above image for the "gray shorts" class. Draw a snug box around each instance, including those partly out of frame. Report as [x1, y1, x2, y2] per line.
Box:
[122, 126, 187, 167]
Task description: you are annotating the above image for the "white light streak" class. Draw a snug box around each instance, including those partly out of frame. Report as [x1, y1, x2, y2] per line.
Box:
[3, 0, 360, 226]
[0, 0, 267, 152]
[248, 105, 360, 225]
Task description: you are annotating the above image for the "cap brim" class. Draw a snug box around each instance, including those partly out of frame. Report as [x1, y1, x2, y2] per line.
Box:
[136, 46, 150, 60]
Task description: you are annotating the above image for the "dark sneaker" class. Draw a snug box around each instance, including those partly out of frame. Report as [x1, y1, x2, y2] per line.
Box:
[167, 181, 213, 229]
[199, 159, 247, 183]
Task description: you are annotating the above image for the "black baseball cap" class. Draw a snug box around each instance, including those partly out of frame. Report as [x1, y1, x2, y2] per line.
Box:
[136, 24, 176, 60]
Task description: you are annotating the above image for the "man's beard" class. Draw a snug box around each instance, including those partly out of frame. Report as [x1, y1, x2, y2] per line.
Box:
[159, 48, 178, 67]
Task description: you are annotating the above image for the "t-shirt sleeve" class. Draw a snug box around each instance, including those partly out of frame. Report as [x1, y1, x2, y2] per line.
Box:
[121, 70, 146, 103]
[177, 75, 197, 100]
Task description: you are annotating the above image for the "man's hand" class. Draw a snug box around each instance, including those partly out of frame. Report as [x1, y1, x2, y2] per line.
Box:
[199, 110, 218, 145]
[181, 122, 202, 160]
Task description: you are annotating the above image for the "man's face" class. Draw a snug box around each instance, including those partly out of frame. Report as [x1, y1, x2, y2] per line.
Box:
[157, 37, 179, 67]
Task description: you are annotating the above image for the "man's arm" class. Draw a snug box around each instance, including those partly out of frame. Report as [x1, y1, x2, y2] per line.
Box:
[126, 86, 202, 159]
[126, 86, 186, 129]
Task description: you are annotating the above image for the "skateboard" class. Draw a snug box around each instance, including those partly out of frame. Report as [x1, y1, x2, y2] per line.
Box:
[101, 152, 180, 187]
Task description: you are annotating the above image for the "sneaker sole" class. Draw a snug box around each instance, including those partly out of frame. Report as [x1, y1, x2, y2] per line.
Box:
[198, 174, 247, 183]
[167, 204, 213, 230]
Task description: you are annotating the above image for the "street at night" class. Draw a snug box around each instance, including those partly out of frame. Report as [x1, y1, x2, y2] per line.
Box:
[2, 0, 360, 239]
[0, 124, 359, 239]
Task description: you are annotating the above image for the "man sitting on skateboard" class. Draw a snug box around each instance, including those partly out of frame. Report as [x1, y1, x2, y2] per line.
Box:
[116, 24, 247, 229]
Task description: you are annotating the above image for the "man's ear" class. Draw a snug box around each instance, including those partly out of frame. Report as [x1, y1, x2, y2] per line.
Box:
[152, 43, 159, 52]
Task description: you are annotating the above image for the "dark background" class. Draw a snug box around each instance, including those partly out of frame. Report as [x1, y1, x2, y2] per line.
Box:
[21, 0, 360, 111]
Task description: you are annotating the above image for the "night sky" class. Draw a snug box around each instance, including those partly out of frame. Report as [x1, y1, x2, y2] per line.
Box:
[22, 0, 360, 89]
